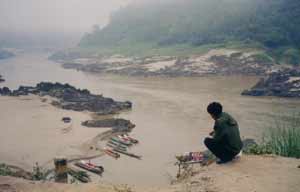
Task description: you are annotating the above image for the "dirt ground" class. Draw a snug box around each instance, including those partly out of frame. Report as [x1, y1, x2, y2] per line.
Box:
[1, 155, 299, 192]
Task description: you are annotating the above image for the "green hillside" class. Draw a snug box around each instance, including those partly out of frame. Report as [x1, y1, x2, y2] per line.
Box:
[79, 0, 300, 62]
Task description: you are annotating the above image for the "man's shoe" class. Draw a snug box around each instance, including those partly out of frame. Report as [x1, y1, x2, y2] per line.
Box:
[216, 159, 232, 164]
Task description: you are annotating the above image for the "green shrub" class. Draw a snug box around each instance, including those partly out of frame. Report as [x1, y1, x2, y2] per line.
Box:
[0, 164, 13, 176]
[251, 53, 274, 63]
[246, 114, 300, 158]
[243, 143, 273, 155]
[266, 115, 300, 158]
[282, 48, 300, 66]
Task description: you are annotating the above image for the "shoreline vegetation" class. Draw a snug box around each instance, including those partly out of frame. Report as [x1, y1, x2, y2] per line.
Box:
[244, 114, 300, 159]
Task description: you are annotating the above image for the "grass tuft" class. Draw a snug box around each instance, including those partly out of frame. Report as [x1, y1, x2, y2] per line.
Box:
[266, 115, 300, 158]
[245, 114, 300, 158]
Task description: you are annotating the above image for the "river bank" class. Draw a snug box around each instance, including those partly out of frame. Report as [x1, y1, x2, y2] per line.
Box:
[1, 154, 299, 192]
[242, 68, 300, 98]
[50, 48, 283, 77]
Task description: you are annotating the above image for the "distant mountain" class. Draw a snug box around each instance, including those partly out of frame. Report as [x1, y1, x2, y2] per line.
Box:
[79, 0, 300, 63]
[0, 31, 80, 50]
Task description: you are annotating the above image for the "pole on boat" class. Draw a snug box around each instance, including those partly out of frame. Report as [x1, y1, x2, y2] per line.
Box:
[54, 157, 68, 183]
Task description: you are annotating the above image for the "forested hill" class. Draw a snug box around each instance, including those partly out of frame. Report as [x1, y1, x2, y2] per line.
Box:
[79, 0, 300, 56]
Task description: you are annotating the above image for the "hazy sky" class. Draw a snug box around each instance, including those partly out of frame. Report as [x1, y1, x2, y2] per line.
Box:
[0, 0, 132, 34]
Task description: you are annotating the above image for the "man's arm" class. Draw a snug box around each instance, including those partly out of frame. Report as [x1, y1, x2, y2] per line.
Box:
[213, 121, 226, 142]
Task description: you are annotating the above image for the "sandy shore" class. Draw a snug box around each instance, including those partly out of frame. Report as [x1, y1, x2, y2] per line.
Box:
[0, 155, 299, 192]
[0, 95, 108, 170]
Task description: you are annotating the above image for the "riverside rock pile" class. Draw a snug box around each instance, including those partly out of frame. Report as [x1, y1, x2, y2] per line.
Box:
[0, 82, 132, 114]
[242, 68, 300, 98]
[82, 118, 135, 132]
[0, 75, 4, 83]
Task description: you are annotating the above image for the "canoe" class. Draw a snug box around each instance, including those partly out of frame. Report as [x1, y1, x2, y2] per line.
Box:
[74, 160, 104, 175]
[68, 167, 91, 183]
[103, 148, 121, 159]
[107, 140, 128, 149]
[113, 148, 142, 160]
[106, 143, 127, 152]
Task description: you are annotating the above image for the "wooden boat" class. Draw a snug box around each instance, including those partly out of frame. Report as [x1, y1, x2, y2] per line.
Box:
[68, 167, 91, 183]
[74, 160, 104, 175]
[106, 143, 127, 152]
[120, 134, 139, 144]
[108, 140, 127, 149]
[110, 137, 132, 146]
[113, 148, 142, 160]
[103, 148, 121, 159]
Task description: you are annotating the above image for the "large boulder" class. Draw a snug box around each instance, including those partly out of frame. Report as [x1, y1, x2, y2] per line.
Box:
[242, 68, 300, 97]
[0, 87, 11, 95]
[1, 82, 132, 114]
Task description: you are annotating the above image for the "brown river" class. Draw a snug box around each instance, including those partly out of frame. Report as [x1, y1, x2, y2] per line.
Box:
[1, 52, 300, 187]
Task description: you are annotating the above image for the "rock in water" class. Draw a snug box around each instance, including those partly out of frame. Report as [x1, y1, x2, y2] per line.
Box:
[0, 82, 132, 114]
[82, 118, 135, 132]
[0, 75, 5, 83]
[242, 68, 300, 98]
[0, 87, 11, 95]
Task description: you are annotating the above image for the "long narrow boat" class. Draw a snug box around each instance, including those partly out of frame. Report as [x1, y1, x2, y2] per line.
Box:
[68, 167, 91, 183]
[110, 137, 132, 146]
[74, 160, 104, 175]
[103, 148, 121, 159]
[113, 148, 142, 160]
[106, 143, 127, 152]
[107, 140, 128, 149]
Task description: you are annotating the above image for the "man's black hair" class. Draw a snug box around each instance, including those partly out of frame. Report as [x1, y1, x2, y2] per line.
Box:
[207, 102, 223, 117]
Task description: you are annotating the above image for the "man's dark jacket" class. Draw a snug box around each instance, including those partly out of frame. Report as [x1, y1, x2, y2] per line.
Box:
[213, 112, 243, 154]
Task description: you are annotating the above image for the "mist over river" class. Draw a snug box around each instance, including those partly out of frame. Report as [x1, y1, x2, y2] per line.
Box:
[1, 52, 300, 186]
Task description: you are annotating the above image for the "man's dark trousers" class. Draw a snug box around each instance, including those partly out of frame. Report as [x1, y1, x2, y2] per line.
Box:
[204, 137, 237, 162]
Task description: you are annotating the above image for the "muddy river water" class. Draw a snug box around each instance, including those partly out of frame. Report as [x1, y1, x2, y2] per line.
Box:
[1, 52, 300, 187]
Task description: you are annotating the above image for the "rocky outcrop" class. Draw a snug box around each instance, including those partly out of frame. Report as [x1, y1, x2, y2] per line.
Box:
[82, 118, 135, 132]
[51, 49, 277, 77]
[0, 82, 132, 114]
[242, 68, 300, 97]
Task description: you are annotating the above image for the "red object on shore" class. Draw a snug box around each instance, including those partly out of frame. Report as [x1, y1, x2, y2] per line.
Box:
[74, 160, 104, 175]
[120, 134, 139, 144]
